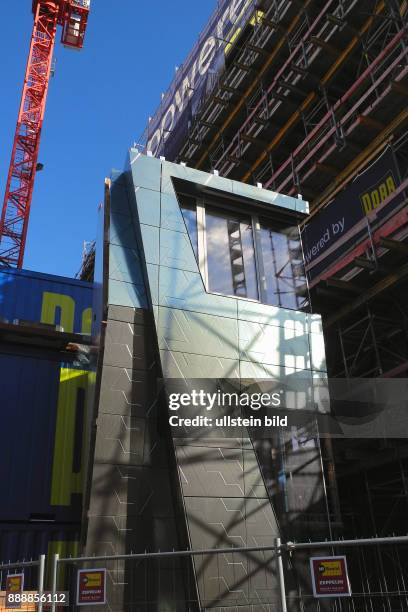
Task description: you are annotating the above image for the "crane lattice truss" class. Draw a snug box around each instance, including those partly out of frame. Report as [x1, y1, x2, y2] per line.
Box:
[0, 1, 90, 268]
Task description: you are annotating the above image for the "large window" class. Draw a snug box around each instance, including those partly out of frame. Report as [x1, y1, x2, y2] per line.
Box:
[259, 220, 307, 310]
[180, 195, 308, 310]
[206, 208, 258, 300]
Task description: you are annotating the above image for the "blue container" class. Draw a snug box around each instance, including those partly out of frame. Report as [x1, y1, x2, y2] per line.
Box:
[0, 522, 81, 584]
[0, 353, 90, 523]
[0, 267, 93, 335]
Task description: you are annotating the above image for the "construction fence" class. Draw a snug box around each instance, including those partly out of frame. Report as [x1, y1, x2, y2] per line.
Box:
[1, 536, 408, 611]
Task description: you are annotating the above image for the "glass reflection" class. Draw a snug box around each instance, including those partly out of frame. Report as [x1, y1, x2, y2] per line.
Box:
[180, 201, 198, 259]
[259, 221, 307, 309]
[206, 208, 258, 300]
[178, 195, 308, 311]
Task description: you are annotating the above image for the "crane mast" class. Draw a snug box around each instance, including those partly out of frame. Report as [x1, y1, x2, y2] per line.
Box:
[0, 1, 90, 268]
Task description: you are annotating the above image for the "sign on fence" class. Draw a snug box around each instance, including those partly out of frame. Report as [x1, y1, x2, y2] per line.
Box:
[76, 569, 106, 606]
[310, 556, 351, 598]
[5, 574, 24, 609]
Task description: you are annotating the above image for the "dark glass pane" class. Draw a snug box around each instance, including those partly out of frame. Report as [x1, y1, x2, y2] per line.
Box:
[259, 222, 308, 309]
[206, 208, 258, 300]
[180, 203, 198, 259]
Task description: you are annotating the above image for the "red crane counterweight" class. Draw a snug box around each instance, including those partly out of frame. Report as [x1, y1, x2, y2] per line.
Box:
[0, 1, 90, 268]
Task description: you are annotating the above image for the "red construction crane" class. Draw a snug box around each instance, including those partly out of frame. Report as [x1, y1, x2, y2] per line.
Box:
[0, 0, 91, 268]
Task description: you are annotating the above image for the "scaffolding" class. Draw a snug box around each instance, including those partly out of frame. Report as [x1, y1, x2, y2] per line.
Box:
[136, 0, 408, 602]
[174, 0, 407, 210]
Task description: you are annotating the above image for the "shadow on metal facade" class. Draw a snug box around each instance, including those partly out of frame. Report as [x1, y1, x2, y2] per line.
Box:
[86, 152, 330, 611]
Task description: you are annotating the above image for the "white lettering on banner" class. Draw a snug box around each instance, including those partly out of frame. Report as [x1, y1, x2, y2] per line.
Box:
[304, 217, 345, 265]
[175, 73, 195, 114]
[161, 105, 176, 142]
[146, 0, 254, 154]
[199, 36, 216, 75]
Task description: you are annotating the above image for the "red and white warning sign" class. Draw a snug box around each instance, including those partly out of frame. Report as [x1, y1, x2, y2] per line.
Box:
[76, 568, 106, 606]
[310, 556, 351, 598]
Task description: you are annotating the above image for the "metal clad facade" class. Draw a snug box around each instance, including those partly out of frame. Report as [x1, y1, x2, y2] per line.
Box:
[0, 267, 93, 334]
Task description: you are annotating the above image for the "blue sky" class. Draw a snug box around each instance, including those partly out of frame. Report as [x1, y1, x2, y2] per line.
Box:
[0, 1, 216, 277]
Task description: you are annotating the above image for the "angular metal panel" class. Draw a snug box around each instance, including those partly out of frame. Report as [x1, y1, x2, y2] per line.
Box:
[245, 498, 280, 605]
[88, 464, 173, 518]
[160, 349, 240, 378]
[103, 319, 156, 369]
[109, 244, 145, 285]
[98, 365, 159, 418]
[160, 228, 199, 272]
[175, 446, 269, 499]
[134, 186, 161, 227]
[176, 446, 246, 498]
[94, 413, 146, 465]
[185, 496, 249, 606]
[161, 192, 186, 232]
[160, 160, 234, 196]
[130, 151, 161, 191]
[109, 174, 132, 215]
[232, 180, 297, 211]
[238, 298, 308, 330]
[239, 361, 315, 411]
[158, 306, 239, 359]
[139, 223, 160, 264]
[86, 515, 180, 556]
[145, 263, 159, 304]
[94, 412, 167, 468]
[106, 304, 153, 325]
[109, 212, 139, 250]
[158, 267, 238, 318]
[238, 319, 311, 369]
[108, 279, 148, 309]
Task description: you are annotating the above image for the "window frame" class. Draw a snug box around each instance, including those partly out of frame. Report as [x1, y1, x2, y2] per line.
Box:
[178, 190, 309, 310]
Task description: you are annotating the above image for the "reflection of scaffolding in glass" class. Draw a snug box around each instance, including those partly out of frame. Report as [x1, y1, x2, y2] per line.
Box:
[262, 224, 308, 310]
[227, 219, 247, 296]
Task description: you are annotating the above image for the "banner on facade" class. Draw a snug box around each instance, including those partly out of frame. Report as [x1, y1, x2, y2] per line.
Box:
[301, 148, 403, 284]
[142, 0, 258, 159]
[310, 556, 351, 598]
[76, 569, 106, 606]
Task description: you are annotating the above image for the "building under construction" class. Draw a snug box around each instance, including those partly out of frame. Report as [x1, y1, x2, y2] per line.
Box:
[140, 0, 408, 539]
[137, 0, 408, 607]
[0, 0, 408, 610]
